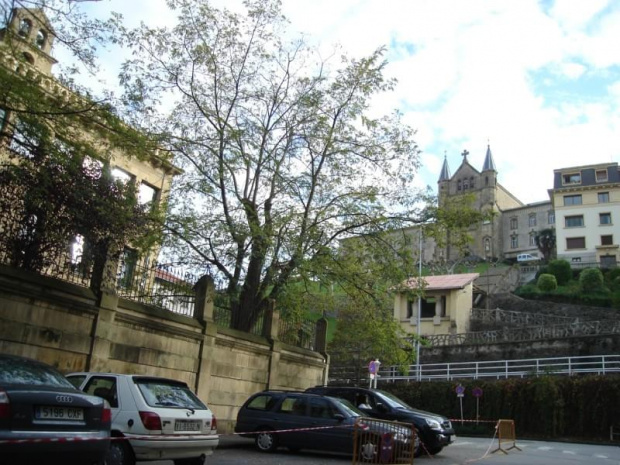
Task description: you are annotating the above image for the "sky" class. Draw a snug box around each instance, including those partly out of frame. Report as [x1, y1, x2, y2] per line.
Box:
[71, 0, 620, 205]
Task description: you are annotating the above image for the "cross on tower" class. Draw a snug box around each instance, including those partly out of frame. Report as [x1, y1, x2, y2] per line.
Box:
[461, 150, 469, 160]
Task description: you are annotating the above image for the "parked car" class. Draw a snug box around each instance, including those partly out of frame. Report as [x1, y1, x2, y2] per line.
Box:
[235, 390, 418, 460]
[67, 372, 218, 465]
[0, 354, 111, 465]
[305, 386, 454, 456]
[517, 253, 541, 262]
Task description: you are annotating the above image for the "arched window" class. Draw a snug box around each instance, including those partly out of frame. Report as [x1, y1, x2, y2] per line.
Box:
[22, 52, 34, 65]
[35, 30, 46, 49]
[470, 176, 475, 188]
[463, 178, 469, 190]
[18, 18, 32, 37]
[457, 180, 462, 191]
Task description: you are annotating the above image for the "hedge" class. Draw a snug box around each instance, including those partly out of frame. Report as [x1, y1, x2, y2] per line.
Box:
[381, 375, 620, 441]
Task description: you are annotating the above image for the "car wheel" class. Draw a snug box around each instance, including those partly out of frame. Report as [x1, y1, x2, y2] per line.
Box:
[358, 436, 379, 462]
[104, 440, 135, 465]
[255, 429, 278, 452]
[426, 445, 443, 455]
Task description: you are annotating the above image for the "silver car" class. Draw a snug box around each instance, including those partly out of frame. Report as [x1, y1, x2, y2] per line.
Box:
[67, 372, 218, 465]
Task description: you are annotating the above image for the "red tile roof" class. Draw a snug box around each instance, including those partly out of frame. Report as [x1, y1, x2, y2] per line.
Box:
[400, 273, 479, 291]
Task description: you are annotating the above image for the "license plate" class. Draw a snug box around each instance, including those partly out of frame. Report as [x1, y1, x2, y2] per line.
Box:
[175, 420, 201, 432]
[35, 406, 84, 421]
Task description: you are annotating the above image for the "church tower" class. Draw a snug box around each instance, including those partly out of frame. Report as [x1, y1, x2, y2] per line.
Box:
[1, 8, 57, 75]
[437, 145, 522, 261]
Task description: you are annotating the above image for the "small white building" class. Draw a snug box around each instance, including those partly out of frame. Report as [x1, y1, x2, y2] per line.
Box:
[393, 273, 479, 336]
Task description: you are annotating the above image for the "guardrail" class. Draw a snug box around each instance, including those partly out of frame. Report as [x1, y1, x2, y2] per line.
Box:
[376, 355, 620, 382]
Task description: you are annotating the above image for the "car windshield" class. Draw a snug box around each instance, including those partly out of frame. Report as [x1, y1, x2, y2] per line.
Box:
[0, 357, 74, 388]
[375, 390, 413, 409]
[136, 378, 207, 409]
[331, 397, 362, 417]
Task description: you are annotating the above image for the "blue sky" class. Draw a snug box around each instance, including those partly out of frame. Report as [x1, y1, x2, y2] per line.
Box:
[71, 0, 620, 205]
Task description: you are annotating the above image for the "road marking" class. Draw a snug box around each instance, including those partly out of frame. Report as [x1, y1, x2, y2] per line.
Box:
[453, 441, 474, 446]
[594, 455, 608, 459]
[537, 446, 553, 451]
[562, 450, 576, 455]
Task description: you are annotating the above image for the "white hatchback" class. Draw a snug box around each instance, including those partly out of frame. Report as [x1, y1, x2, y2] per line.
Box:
[67, 373, 218, 465]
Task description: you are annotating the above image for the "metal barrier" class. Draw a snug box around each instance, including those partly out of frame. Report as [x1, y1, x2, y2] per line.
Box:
[352, 417, 416, 464]
[492, 419, 521, 454]
[375, 355, 620, 382]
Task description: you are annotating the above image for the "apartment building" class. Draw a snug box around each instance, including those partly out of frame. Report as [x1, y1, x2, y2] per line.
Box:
[549, 163, 620, 267]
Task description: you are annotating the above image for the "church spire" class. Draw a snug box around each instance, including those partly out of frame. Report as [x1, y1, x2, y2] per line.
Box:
[438, 152, 451, 182]
[482, 144, 496, 172]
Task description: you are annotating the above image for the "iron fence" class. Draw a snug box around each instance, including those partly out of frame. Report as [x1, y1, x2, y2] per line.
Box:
[116, 259, 196, 316]
[278, 317, 317, 350]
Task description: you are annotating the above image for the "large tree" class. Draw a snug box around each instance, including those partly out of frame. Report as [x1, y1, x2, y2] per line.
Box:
[535, 228, 556, 262]
[117, 0, 426, 332]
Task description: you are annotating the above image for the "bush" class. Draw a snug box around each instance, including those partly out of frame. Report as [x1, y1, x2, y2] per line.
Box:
[579, 268, 605, 293]
[547, 259, 572, 285]
[537, 273, 557, 292]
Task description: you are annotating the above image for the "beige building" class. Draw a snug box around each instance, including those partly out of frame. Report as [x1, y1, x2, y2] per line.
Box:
[393, 273, 479, 336]
[0, 8, 180, 279]
[550, 162, 620, 267]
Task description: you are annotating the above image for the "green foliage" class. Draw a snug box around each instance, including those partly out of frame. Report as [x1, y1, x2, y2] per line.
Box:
[579, 268, 606, 293]
[383, 375, 620, 441]
[547, 259, 572, 285]
[537, 273, 557, 292]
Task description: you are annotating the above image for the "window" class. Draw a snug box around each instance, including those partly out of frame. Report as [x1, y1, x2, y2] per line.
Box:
[566, 237, 585, 249]
[598, 192, 610, 203]
[511, 235, 518, 249]
[309, 398, 336, 419]
[470, 176, 475, 188]
[457, 180, 462, 191]
[563, 195, 582, 206]
[565, 215, 584, 227]
[138, 182, 158, 205]
[278, 396, 307, 415]
[600, 213, 612, 225]
[117, 247, 138, 289]
[601, 235, 613, 246]
[529, 234, 536, 246]
[485, 176, 489, 186]
[83, 377, 118, 408]
[9, 119, 38, 158]
[35, 30, 46, 49]
[22, 52, 34, 65]
[510, 218, 518, 230]
[18, 18, 32, 37]
[463, 178, 469, 190]
[601, 255, 617, 267]
[548, 211, 555, 224]
[562, 172, 581, 185]
[595, 169, 608, 182]
[111, 167, 133, 184]
[528, 214, 536, 227]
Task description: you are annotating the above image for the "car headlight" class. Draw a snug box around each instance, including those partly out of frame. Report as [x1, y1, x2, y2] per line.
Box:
[425, 418, 442, 430]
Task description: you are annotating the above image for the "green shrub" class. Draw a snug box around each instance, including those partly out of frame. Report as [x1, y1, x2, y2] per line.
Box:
[537, 273, 557, 292]
[547, 259, 572, 285]
[534, 266, 549, 280]
[579, 268, 605, 293]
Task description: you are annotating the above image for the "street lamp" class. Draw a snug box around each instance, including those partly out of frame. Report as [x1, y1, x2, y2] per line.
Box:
[416, 227, 423, 382]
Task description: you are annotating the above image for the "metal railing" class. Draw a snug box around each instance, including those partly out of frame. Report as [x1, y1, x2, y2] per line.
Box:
[116, 260, 197, 316]
[278, 317, 317, 350]
[376, 355, 620, 382]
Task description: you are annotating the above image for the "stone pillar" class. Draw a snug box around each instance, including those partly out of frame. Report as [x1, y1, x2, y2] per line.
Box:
[262, 301, 282, 390]
[193, 275, 215, 323]
[195, 274, 217, 402]
[433, 297, 443, 325]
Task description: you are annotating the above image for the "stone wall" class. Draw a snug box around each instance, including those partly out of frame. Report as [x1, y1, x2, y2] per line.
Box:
[0, 265, 328, 433]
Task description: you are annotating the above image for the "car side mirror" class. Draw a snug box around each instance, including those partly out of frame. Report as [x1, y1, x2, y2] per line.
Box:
[334, 413, 345, 422]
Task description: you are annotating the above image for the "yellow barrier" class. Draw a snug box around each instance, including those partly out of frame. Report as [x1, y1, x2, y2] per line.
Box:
[492, 419, 521, 454]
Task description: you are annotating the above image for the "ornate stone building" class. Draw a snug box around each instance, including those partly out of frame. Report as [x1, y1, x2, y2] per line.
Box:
[437, 146, 552, 262]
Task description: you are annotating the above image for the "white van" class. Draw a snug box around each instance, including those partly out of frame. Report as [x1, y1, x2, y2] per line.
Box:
[517, 253, 540, 262]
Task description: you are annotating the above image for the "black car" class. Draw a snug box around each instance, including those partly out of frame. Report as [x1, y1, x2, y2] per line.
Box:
[0, 354, 111, 465]
[305, 386, 454, 456]
[235, 390, 417, 460]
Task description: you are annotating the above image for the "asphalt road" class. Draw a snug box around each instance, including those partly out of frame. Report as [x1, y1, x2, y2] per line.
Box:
[150, 435, 620, 465]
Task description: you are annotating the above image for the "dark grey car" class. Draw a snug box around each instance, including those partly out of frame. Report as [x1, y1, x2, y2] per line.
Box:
[235, 390, 417, 461]
[0, 354, 111, 465]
